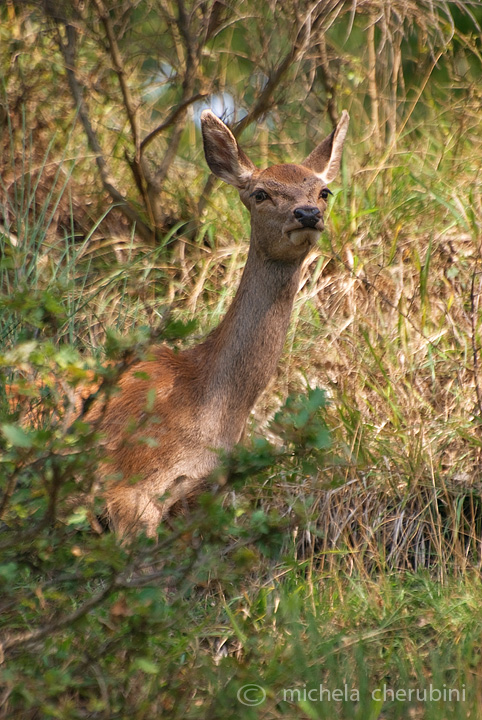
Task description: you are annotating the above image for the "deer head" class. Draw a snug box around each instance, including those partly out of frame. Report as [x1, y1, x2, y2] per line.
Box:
[201, 109, 349, 263]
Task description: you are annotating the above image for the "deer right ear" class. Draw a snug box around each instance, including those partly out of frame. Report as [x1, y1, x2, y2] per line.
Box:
[201, 110, 255, 190]
[303, 110, 350, 184]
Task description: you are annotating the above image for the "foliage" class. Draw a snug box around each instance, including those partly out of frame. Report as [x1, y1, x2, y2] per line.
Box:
[1, 0, 482, 718]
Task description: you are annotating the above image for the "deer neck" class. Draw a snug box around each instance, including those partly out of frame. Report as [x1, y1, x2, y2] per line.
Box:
[196, 242, 303, 440]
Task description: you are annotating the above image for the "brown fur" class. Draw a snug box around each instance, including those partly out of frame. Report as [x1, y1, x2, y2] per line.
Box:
[91, 110, 350, 537]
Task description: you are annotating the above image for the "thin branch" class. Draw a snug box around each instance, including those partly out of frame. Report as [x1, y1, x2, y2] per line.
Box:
[235, 0, 342, 134]
[146, 0, 205, 197]
[140, 92, 207, 153]
[176, 0, 195, 68]
[91, 0, 140, 153]
[51, 18, 154, 243]
[89, 0, 159, 236]
[0, 468, 20, 521]
[0, 578, 117, 661]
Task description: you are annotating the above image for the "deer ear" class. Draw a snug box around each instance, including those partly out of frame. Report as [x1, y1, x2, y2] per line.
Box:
[302, 110, 349, 184]
[201, 110, 255, 189]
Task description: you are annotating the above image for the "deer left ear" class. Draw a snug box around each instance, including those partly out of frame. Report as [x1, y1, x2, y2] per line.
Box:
[201, 110, 256, 190]
[302, 110, 349, 184]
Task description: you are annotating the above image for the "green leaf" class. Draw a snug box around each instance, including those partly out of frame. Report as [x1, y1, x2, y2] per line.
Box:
[1, 423, 33, 449]
[0, 562, 19, 584]
[162, 318, 197, 340]
[65, 506, 89, 526]
[133, 658, 160, 675]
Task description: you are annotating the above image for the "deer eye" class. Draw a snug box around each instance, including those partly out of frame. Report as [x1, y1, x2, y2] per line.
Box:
[319, 188, 333, 200]
[250, 189, 270, 203]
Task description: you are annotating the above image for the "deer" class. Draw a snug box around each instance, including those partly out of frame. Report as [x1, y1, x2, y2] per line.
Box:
[88, 109, 349, 537]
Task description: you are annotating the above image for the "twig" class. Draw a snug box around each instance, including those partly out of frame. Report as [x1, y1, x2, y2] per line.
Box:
[140, 92, 208, 153]
[152, 0, 203, 189]
[91, 0, 140, 153]
[51, 17, 154, 244]
[90, 0, 158, 228]
[0, 578, 117, 661]
[0, 469, 20, 521]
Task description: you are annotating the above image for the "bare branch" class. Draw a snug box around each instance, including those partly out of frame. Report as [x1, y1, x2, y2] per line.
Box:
[0, 579, 117, 661]
[89, 0, 160, 233]
[234, 0, 342, 134]
[50, 16, 154, 243]
[140, 92, 207, 153]
[148, 0, 205, 195]
[91, 0, 140, 153]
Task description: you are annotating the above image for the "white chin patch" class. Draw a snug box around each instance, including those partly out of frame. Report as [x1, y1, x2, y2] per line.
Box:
[288, 228, 321, 247]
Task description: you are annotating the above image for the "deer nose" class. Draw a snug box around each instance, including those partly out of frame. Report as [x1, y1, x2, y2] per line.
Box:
[293, 205, 321, 228]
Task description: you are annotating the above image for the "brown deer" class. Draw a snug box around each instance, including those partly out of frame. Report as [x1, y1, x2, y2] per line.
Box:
[90, 109, 349, 537]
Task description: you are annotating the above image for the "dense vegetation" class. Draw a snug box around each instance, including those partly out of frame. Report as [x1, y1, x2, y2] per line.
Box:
[1, 1, 482, 718]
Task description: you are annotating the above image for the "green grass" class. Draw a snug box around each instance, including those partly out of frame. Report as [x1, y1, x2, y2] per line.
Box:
[3, 564, 482, 718]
